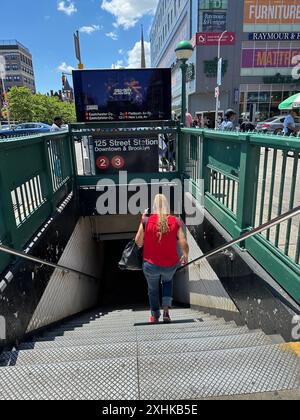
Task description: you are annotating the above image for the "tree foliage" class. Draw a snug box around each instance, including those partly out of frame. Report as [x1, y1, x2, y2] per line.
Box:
[2, 87, 76, 124]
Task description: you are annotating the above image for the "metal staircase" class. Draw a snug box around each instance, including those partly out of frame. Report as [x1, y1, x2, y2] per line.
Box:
[0, 307, 299, 400]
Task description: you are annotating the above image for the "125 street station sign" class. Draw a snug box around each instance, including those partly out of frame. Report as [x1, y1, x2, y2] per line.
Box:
[93, 137, 159, 175]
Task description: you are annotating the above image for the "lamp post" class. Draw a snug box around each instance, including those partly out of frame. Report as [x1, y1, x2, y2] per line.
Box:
[215, 30, 228, 130]
[175, 41, 194, 127]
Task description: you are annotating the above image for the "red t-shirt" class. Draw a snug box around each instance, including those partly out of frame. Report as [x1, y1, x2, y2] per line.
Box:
[143, 215, 181, 267]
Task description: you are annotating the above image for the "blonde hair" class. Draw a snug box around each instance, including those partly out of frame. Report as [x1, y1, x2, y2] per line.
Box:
[153, 194, 170, 241]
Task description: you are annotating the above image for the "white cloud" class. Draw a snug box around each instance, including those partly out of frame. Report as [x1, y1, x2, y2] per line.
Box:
[111, 60, 124, 69]
[101, 0, 158, 29]
[106, 31, 118, 41]
[79, 25, 102, 34]
[111, 41, 150, 69]
[58, 62, 75, 73]
[57, 1, 77, 16]
[127, 41, 150, 68]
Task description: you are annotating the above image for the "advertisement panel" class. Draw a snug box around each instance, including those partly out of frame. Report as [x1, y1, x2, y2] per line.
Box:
[202, 12, 227, 32]
[73, 69, 171, 122]
[244, 0, 300, 30]
[242, 48, 300, 68]
[93, 137, 159, 174]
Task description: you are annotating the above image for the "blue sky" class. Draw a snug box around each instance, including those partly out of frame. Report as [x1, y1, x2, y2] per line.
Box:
[1, 0, 158, 93]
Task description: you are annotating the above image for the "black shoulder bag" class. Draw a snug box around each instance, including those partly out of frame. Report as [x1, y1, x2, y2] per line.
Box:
[118, 217, 148, 271]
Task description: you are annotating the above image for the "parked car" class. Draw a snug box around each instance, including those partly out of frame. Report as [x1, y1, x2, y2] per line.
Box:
[256, 116, 300, 135]
[0, 123, 51, 138]
[0, 124, 17, 131]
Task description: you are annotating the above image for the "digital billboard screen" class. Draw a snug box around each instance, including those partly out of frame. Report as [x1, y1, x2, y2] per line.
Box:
[72, 68, 172, 122]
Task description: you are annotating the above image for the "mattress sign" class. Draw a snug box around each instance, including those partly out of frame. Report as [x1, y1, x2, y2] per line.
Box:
[242, 48, 300, 68]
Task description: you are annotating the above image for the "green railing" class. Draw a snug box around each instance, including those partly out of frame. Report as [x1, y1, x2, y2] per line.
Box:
[179, 128, 300, 302]
[0, 132, 74, 273]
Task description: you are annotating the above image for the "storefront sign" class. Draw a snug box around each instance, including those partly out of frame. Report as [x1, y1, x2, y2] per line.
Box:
[196, 32, 235, 46]
[93, 137, 159, 175]
[202, 0, 228, 9]
[263, 73, 300, 84]
[242, 48, 300, 68]
[202, 12, 227, 32]
[249, 32, 300, 41]
[244, 0, 300, 25]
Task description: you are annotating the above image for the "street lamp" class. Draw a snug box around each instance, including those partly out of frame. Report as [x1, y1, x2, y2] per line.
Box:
[215, 30, 228, 130]
[175, 41, 194, 127]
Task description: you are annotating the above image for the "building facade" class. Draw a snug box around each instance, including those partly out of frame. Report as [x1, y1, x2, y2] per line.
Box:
[151, 0, 300, 123]
[0, 40, 36, 97]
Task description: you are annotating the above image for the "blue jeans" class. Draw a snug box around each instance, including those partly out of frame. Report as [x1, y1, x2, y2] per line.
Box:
[143, 262, 178, 319]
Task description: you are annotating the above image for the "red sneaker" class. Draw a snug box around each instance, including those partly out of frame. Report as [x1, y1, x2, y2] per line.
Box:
[149, 316, 159, 324]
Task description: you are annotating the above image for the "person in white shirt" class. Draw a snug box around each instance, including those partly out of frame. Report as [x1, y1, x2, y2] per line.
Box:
[284, 110, 299, 136]
[221, 109, 237, 131]
[51, 117, 63, 132]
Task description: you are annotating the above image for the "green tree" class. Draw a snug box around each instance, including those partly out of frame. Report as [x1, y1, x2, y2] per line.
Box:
[4, 86, 34, 122]
[2, 87, 77, 124]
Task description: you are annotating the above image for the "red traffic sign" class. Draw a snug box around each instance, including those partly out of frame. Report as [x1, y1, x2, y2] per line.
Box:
[196, 32, 236, 46]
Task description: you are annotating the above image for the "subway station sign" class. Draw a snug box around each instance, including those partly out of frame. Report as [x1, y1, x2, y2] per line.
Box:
[249, 32, 300, 41]
[93, 137, 159, 175]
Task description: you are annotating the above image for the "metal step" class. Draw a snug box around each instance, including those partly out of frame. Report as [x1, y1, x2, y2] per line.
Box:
[49, 314, 213, 330]
[57, 312, 208, 328]
[41, 318, 226, 339]
[62, 309, 204, 324]
[2, 331, 272, 368]
[18, 325, 251, 351]
[0, 344, 299, 400]
[36, 319, 234, 342]
[0, 357, 138, 400]
[138, 344, 300, 400]
[138, 331, 273, 356]
[47, 316, 215, 333]
[0, 342, 137, 367]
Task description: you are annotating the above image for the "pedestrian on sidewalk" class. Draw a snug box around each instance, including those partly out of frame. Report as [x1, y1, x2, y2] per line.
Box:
[221, 109, 237, 131]
[50, 117, 64, 132]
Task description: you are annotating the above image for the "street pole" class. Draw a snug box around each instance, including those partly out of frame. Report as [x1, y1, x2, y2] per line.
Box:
[215, 30, 228, 130]
[74, 31, 84, 70]
[180, 59, 188, 127]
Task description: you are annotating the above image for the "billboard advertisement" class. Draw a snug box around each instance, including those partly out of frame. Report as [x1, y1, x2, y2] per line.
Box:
[242, 48, 300, 68]
[244, 0, 300, 29]
[73, 69, 172, 122]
